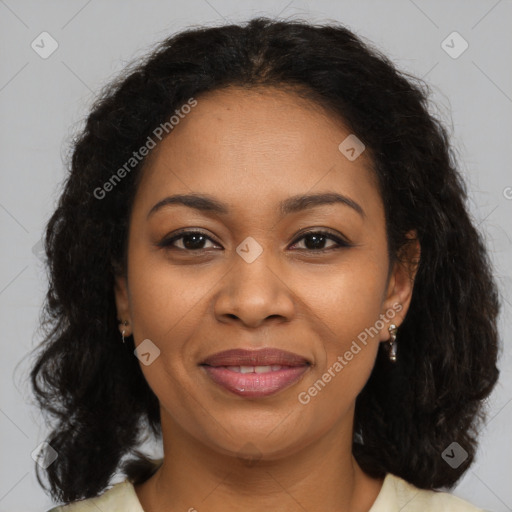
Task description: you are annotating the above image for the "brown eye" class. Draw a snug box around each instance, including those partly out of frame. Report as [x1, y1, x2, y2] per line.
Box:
[158, 231, 220, 251]
[157, 229, 351, 253]
[289, 230, 352, 252]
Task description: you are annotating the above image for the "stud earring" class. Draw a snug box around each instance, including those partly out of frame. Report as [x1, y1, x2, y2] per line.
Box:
[387, 324, 398, 362]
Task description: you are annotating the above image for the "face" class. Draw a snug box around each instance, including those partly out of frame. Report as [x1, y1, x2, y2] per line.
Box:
[115, 86, 418, 461]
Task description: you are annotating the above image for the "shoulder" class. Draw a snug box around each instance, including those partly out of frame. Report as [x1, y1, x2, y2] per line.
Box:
[44, 480, 144, 512]
[370, 473, 484, 512]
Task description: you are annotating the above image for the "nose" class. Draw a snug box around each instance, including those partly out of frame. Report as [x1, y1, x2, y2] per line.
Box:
[212, 245, 295, 329]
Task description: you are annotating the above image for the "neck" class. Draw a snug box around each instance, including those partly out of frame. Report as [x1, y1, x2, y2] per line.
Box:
[134, 409, 384, 512]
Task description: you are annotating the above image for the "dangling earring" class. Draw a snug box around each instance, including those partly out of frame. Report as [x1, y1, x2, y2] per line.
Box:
[121, 320, 129, 344]
[387, 324, 398, 362]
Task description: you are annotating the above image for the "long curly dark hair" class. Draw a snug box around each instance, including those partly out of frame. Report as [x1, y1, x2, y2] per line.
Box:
[29, 16, 501, 504]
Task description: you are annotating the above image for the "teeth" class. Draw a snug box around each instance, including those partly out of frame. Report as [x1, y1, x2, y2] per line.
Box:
[254, 365, 272, 373]
[225, 365, 283, 373]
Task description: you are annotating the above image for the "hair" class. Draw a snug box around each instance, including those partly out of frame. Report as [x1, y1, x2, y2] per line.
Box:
[29, 16, 500, 504]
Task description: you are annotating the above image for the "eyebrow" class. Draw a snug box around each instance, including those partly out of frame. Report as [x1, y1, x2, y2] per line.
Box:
[147, 192, 365, 220]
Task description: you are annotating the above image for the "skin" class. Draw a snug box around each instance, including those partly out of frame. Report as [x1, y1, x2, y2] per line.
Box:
[114, 86, 420, 512]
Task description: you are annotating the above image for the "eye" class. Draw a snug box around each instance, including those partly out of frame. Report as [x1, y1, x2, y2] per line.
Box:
[157, 230, 219, 251]
[289, 230, 352, 252]
[157, 229, 351, 253]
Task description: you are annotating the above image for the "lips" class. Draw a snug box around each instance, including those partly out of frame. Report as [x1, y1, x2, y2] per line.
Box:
[200, 348, 311, 398]
[201, 348, 310, 367]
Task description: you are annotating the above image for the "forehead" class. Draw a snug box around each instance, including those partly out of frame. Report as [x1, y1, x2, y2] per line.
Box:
[150, 86, 364, 166]
[134, 86, 382, 220]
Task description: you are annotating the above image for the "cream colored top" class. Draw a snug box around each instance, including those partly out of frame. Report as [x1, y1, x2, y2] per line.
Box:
[47, 472, 483, 511]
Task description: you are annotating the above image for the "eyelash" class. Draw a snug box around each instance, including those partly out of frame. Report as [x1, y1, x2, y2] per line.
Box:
[157, 229, 352, 253]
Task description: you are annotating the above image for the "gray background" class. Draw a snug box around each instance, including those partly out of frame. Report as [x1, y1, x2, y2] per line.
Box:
[1, 1, 511, 511]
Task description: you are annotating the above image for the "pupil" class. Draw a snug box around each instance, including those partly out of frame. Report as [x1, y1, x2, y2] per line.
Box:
[305, 234, 325, 250]
[184, 234, 205, 249]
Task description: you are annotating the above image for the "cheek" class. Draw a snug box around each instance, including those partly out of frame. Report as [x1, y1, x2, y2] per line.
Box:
[309, 254, 388, 343]
[299, 255, 387, 404]
[127, 245, 211, 343]
[127, 239, 388, 355]
[126, 249, 206, 414]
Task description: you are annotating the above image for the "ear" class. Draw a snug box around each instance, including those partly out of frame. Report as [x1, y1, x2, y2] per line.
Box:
[114, 273, 132, 337]
[379, 230, 421, 340]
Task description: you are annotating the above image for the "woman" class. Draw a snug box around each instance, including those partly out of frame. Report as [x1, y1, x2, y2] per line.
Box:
[31, 16, 500, 512]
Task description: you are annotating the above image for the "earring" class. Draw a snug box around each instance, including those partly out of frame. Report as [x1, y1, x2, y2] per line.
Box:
[120, 320, 129, 344]
[387, 324, 398, 362]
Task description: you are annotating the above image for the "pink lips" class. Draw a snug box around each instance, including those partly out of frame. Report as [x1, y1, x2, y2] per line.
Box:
[200, 348, 310, 398]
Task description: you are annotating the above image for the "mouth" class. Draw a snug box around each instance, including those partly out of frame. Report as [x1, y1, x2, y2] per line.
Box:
[199, 348, 311, 398]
